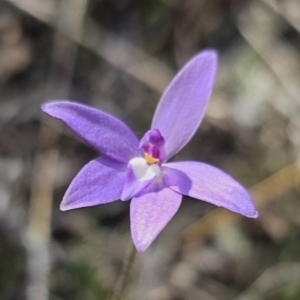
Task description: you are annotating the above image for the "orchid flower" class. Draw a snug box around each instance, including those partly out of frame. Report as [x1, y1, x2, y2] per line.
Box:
[42, 50, 258, 252]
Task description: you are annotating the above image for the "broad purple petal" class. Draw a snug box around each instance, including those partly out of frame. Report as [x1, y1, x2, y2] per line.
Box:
[164, 161, 258, 218]
[151, 50, 217, 160]
[42, 101, 139, 163]
[61, 157, 127, 210]
[130, 184, 182, 252]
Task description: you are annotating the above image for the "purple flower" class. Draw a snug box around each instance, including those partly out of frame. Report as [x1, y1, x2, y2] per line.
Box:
[42, 50, 258, 252]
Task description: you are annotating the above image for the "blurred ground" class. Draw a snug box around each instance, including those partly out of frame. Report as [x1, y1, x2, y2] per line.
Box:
[1, 0, 300, 299]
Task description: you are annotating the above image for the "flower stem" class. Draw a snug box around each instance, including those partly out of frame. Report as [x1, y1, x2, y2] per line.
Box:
[111, 242, 137, 300]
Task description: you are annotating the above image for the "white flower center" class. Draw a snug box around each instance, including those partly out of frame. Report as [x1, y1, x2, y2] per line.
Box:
[129, 157, 160, 181]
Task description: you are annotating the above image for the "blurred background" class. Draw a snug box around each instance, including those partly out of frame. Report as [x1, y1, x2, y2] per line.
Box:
[1, 0, 300, 299]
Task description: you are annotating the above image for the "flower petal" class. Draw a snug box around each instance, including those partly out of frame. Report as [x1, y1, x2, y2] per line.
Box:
[61, 157, 127, 210]
[120, 158, 158, 201]
[42, 101, 139, 163]
[151, 50, 217, 160]
[164, 161, 258, 218]
[130, 183, 182, 252]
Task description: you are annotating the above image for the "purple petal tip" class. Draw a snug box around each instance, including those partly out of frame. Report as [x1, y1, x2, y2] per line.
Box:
[248, 210, 259, 218]
[59, 196, 77, 211]
[201, 48, 218, 59]
[41, 101, 70, 115]
[60, 201, 69, 211]
[134, 241, 149, 253]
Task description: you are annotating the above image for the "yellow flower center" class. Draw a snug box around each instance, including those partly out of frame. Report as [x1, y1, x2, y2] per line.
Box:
[144, 152, 159, 164]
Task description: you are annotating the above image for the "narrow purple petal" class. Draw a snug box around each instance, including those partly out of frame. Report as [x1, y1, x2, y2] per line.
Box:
[61, 157, 127, 210]
[163, 161, 258, 218]
[42, 101, 139, 163]
[130, 184, 182, 252]
[151, 50, 217, 160]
